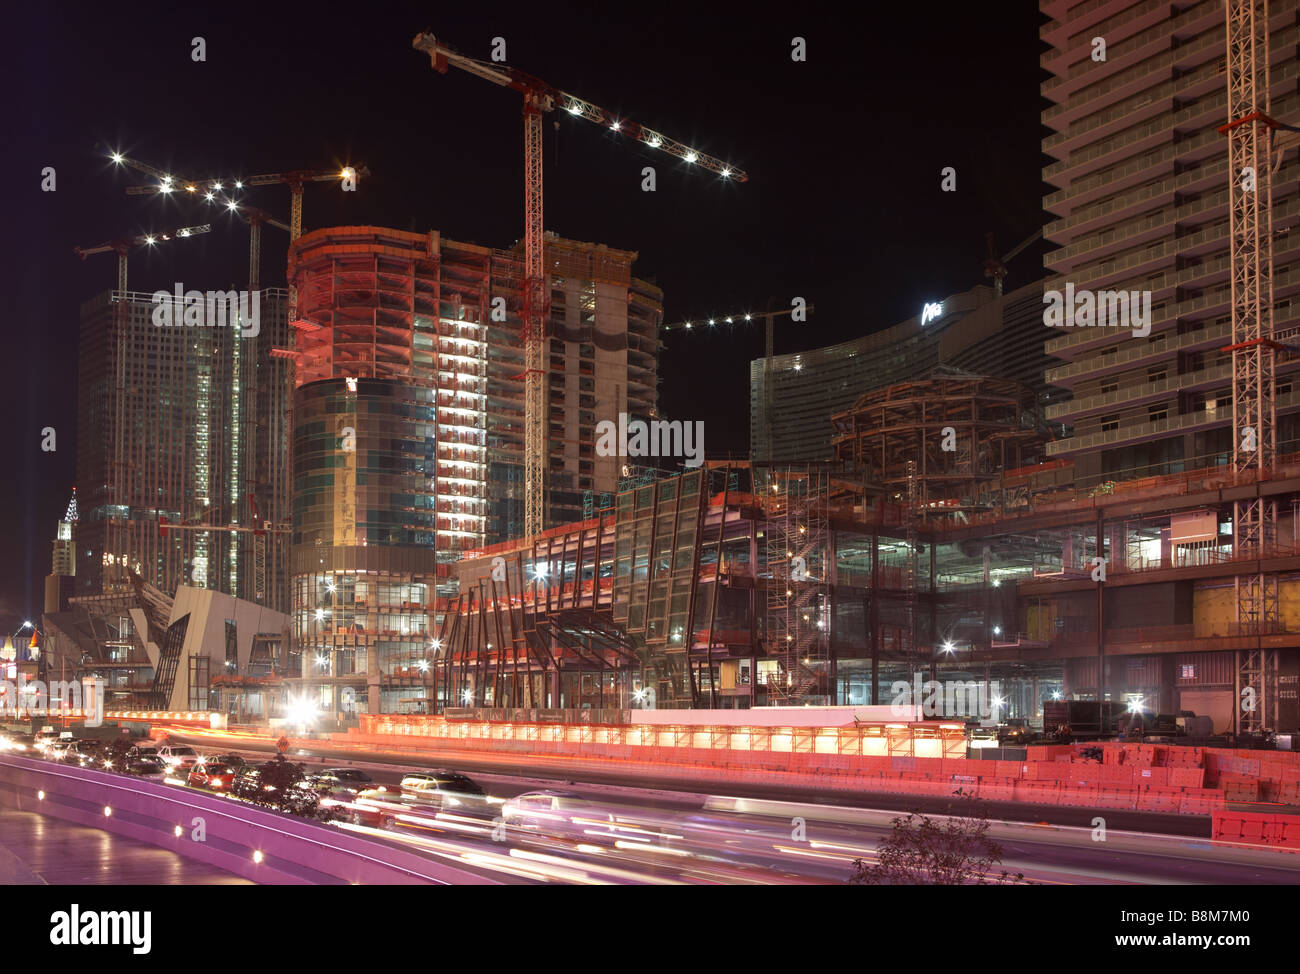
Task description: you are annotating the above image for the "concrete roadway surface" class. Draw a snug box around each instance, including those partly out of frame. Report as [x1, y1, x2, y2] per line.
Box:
[166, 730, 1300, 885]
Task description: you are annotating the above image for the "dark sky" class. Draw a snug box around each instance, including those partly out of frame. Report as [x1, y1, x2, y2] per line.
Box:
[1, 0, 1047, 626]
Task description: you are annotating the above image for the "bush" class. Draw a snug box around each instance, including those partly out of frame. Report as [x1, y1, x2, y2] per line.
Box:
[849, 792, 1025, 885]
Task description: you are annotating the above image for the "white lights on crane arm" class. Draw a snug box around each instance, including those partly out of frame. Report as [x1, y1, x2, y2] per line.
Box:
[144, 235, 156, 245]
[610, 120, 621, 131]
[684, 152, 697, 164]
[647, 136, 662, 148]
[721, 169, 730, 178]
[567, 103, 582, 115]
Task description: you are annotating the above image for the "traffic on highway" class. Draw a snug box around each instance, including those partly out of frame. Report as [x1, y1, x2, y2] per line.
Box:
[7, 726, 1300, 886]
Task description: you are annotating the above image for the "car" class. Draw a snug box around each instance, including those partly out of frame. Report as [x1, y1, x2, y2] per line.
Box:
[56, 742, 100, 767]
[46, 740, 76, 762]
[122, 756, 167, 781]
[308, 768, 373, 796]
[33, 729, 62, 752]
[399, 770, 490, 813]
[230, 765, 264, 800]
[1, 732, 36, 753]
[500, 790, 587, 830]
[126, 744, 159, 761]
[156, 744, 200, 770]
[327, 784, 408, 829]
[188, 762, 238, 791]
[997, 719, 1033, 746]
[214, 753, 246, 768]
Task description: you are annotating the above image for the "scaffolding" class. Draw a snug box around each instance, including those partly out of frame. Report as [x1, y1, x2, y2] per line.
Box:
[758, 464, 833, 705]
[830, 367, 1048, 522]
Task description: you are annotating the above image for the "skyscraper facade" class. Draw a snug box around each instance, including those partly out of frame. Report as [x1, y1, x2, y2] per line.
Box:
[1041, 0, 1300, 484]
[74, 287, 292, 609]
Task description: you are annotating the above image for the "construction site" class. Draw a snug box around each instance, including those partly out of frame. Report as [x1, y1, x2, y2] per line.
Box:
[32, 4, 1300, 746]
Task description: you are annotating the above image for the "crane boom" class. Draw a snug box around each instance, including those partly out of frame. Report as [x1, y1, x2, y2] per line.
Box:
[414, 35, 746, 182]
[74, 223, 211, 259]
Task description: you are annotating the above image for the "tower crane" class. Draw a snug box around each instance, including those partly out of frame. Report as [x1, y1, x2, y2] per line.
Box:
[1220, 0, 1293, 733]
[413, 31, 746, 540]
[74, 222, 212, 590]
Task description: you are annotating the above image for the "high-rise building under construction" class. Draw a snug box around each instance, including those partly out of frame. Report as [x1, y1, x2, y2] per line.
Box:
[283, 226, 661, 713]
[1041, 0, 1300, 484]
[74, 288, 292, 611]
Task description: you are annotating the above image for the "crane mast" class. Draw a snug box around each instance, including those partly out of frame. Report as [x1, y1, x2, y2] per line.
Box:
[1223, 0, 1280, 734]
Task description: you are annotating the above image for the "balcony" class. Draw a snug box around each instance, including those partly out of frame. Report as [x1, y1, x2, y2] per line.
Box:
[1046, 362, 1232, 421]
[1046, 387, 1300, 456]
[1045, 128, 1220, 211]
[1045, 265, 1300, 371]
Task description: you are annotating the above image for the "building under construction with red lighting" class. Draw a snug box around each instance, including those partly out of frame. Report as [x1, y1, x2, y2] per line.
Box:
[281, 225, 661, 714]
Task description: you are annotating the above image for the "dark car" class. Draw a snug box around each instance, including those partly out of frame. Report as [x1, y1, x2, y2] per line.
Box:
[188, 762, 238, 791]
[308, 768, 373, 796]
[214, 753, 246, 769]
[123, 756, 167, 781]
[997, 719, 1033, 746]
[62, 741, 105, 767]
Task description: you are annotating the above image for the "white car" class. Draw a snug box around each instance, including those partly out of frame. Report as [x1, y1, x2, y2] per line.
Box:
[500, 790, 587, 830]
[156, 744, 200, 770]
[45, 740, 76, 762]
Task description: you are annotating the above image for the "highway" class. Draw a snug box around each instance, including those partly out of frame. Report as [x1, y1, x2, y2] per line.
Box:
[161, 730, 1300, 885]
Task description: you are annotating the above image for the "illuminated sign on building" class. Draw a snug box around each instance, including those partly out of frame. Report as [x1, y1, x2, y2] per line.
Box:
[921, 302, 944, 325]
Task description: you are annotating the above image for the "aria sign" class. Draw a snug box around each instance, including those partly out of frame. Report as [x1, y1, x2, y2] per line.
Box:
[921, 301, 944, 325]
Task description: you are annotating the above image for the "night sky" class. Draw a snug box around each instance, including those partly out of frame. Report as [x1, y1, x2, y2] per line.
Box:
[1, 0, 1047, 625]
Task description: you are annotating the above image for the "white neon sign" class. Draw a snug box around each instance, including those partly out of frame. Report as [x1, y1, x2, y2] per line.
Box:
[921, 302, 944, 325]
